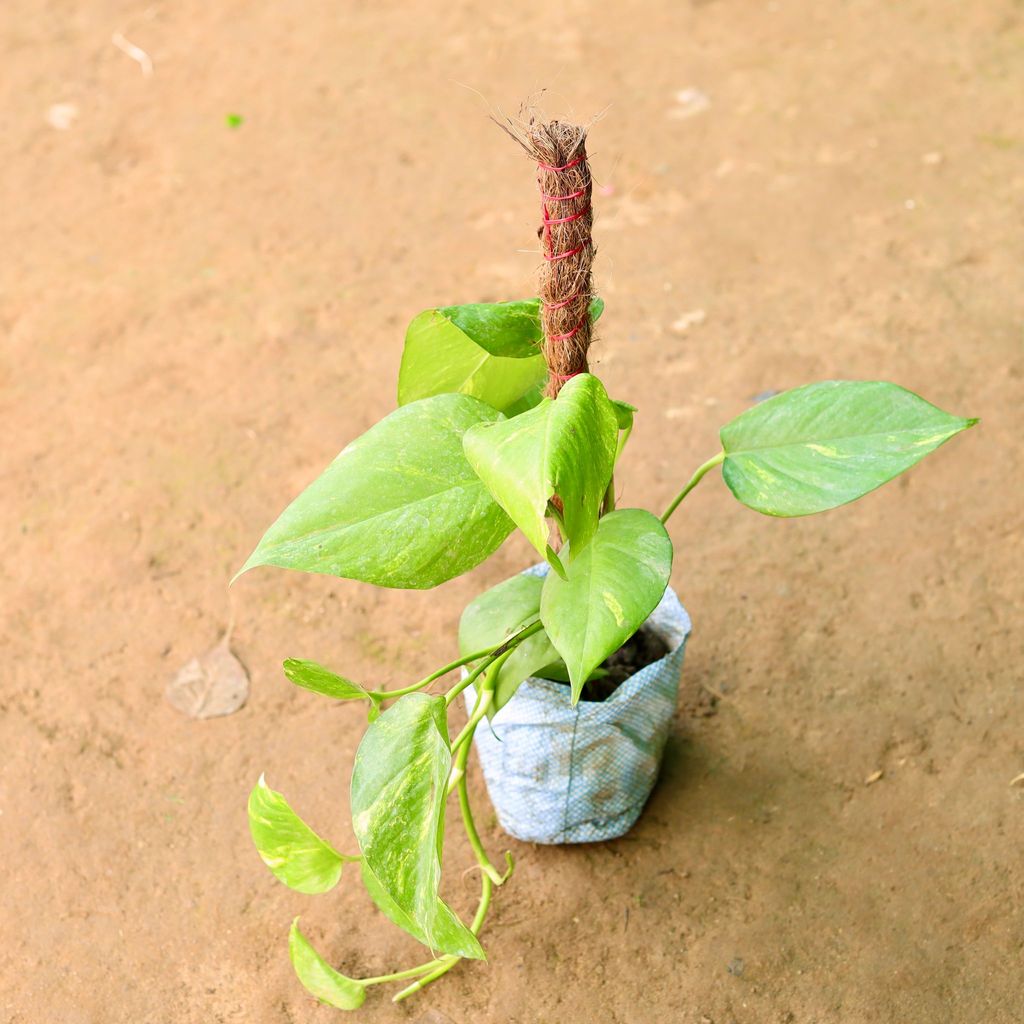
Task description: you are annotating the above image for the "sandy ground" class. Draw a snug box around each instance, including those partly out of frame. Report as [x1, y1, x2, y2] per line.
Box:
[2, 1, 1023, 1021]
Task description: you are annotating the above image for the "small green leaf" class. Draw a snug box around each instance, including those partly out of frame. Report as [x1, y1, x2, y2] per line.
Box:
[288, 919, 366, 1011]
[350, 694, 483, 960]
[540, 509, 673, 703]
[283, 659, 370, 702]
[611, 399, 636, 431]
[398, 298, 605, 413]
[720, 381, 977, 517]
[236, 394, 513, 589]
[462, 373, 619, 571]
[459, 574, 559, 712]
[247, 775, 352, 894]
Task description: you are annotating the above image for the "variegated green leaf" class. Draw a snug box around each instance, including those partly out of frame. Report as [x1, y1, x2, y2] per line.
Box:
[288, 918, 366, 1010]
[350, 694, 483, 960]
[398, 297, 605, 413]
[541, 509, 673, 703]
[283, 659, 371, 702]
[720, 381, 976, 517]
[462, 373, 619, 573]
[247, 775, 354, 894]
[236, 394, 513, 589]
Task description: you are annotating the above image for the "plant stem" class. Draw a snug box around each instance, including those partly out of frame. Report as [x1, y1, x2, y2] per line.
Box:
[369, 645, 499, 702]
[444, 620, 543, 708]
[452, 675, 508, 884]
[602, 472, 616, 516]
[660, 451, 725, 524]
[449, 684, 496, 755]
[361, 957, 451, 987]
[615, 420, 633, 465]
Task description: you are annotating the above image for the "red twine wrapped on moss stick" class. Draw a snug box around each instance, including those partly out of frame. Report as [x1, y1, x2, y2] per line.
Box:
[503, 119, 596, 398]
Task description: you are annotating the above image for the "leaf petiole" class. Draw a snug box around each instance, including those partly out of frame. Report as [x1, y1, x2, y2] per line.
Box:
[443, 619, 544, 707]
[371, 640, 521, 703]
[660, 451, 725, 524]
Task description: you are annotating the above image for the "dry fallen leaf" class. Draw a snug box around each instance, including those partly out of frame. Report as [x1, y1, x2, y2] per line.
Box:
[166, 635, 249, 719]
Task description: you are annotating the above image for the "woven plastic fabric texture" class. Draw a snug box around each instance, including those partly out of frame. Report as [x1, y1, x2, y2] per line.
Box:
[466, 568, 691, 844]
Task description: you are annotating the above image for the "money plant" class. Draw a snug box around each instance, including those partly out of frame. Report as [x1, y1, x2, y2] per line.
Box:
[237, 121, 975, 1010]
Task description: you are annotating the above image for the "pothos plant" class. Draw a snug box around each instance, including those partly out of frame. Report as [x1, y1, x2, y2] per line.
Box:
[237, 121, 975, 1010]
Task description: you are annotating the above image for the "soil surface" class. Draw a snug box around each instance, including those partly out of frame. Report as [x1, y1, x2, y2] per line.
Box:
[571, 627, 671, 702]
[2, 2, 1022, 1023]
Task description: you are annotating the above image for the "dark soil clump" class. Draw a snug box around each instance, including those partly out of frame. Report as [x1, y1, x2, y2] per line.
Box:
[574, 627, 670, 703]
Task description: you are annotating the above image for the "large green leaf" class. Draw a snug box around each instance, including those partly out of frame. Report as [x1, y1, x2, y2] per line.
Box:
[540, 509, 673, 703]
[236, 395, 513, 589]
[350, 693, 483, 960]
[720, 381, 977, 517]
[398, 298, 605, 413]
[247, 776, 353, 894]
[462, 373, 619, 574]
[288, 919, 366, 1010]
[459, 574, 559, 713]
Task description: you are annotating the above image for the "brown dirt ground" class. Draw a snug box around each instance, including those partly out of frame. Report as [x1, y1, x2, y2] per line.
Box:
[2, 1, 1022, 1022]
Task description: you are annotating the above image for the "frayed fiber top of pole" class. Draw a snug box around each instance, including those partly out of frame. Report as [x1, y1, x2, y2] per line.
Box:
[501, 118, 595, 398]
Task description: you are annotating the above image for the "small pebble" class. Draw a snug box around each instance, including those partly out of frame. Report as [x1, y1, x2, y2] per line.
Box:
[671, 309, 706, 333]
[46, 103, 78, 130]
[1010, 772, 1024, 788]
[865, 769, 884, 786]
[669, 87, 711, 120]
[727, 956, 745, 977]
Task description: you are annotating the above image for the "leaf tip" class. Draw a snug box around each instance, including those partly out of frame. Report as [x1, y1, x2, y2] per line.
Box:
[546, 547, 567, 581]
[230, 549, 263, 585]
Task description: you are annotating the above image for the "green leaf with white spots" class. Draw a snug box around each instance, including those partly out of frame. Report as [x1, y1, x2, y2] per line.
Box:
[462, 373, 619, 575]
[247, 776, 355, 894]
[398, 298, 604, 413]
[459, 573, 559, 713]
[236, 394, 513, 589]
[720, 381, 977, 517]
[540, 509, 673, 703]
[350, 693, 484, 960]
[288, 918, 366, 1010]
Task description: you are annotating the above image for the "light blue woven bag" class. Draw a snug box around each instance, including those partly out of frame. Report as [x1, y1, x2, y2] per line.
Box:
[465, 566, 692, 845]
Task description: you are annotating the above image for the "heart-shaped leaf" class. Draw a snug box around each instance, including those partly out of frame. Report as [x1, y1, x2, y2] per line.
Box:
[236, 394, 513, 590]
[350, 694, 483, 960]
[540, 509, 673, 703]
[720, 380, 977, 517]
[459, 574, 559, 713]
[248, 776, 354, 894]
[288, 918, 366, 1010]
[398, 298, 604, 413]
[462, 373, 619, 573]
